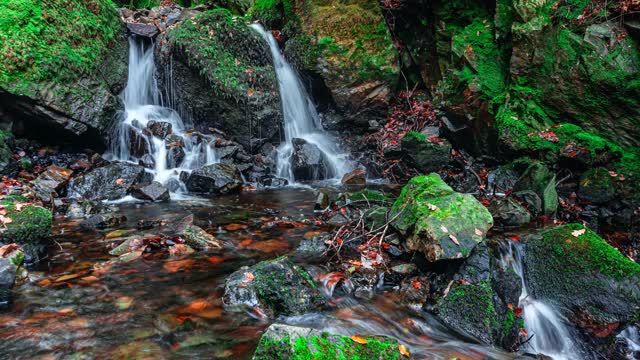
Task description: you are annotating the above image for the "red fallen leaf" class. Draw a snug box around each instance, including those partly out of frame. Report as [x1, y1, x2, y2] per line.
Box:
[350, 335, 368, 344]
[449, 234, 460, 246]
[206, 256, 224, 264]
[225, 223, 247, 231]
[510, 235, 521, 241]
[539, 131, 559, 142]
[519, 328, 528, 337]
[239, 239, 253, 247]
[340, 207, 347, 214]
[411, 281, 422, 289]
[0, 243, 20, 258]
[242, 272, 255, 283]
[247, 88, 254, 97]
[514, 307, 523, 316]
[481, 198, 491, 207]
[336, 238, 343, 245]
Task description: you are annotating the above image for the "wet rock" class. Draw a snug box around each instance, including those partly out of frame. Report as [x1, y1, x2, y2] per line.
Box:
[340, 168, 366, 185]
[0, 258, 17, 288]
[126, 22, 159, 38]
[252, 324, 404, 359]
[166, 178, 183, 192]
[223, 256, 323, 317]
[0, 287, 11, 311]
[260, 176, 288, 187]
[138, 154, 155, 169]
[364, 206, 388, 230]
[129, 127, 151, 158]
[314, 190, 329, 211]
[65, 201, 98, 218]
[185, 163, 243, 194]
[166, 146, 186, 168]
[173, 215, 222, 250]
[514, 162, 558, 216]
[291, 138, 327, 181]
[401, 131, 452, 173]
[487, 166, 520, 195]
[33, 165, 73, 202]
[146, 121, 172, 138]
[327, 212, 350, 226]
[81, 214, 127, 229]
[513, 190, 542, 218]
[524, 224, 640, 337]
[578, 167, 617, 204]
[131, 182, 170, 202]
[489, 198, 531, 229]
[67, 162, 151, 201]
[294, 234, 328, 258]
[390, 174, 493, 262]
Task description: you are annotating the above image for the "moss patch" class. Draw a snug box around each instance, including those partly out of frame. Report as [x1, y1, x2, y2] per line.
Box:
[0, 199, 52, 255]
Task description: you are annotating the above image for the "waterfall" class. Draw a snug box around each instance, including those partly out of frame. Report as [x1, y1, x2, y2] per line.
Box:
[249, 24, 352, 183]
[499, 242, 581, 360]
[107, 38, 219, 190]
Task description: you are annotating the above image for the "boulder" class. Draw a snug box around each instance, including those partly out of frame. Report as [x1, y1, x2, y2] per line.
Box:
[185, 163, 243, 194]
[156, 10, 282, 149]
[146, 120, 172, 138]
[138, 154, 155, 169]
[128, 127, 150, 158]
[0, 258, 17, 289]
[32, 165, 73, 202]
[524, 224, 640, 337]
[131, 182, 170, 202]
[166, 146, 186, 168]
[291, 138, 327, 181]
[513, 162, 558, 216]
[67, 162, 151, 200]
[0, 1, 128, 150]
[0, 199, 52, 264]
[223, 256, 323, 317]
[390, 174, 493, 262]
[489, 198, 531, 229]
[341, 168, 366, 185]
[252, 324, 404, 359]
[126, 22, 159, 38]
[578, 167, 617, 204]
[401, 132, 452, 173]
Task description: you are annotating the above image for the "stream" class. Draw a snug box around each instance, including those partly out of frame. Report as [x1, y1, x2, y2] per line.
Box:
[0, 188, 514, 360]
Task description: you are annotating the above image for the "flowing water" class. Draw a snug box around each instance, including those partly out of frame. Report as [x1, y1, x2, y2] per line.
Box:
[249, 24, 352, 183]
[0, 189, 512, 359]
[107, 38, 220, 190]
[500, 242, 581, 360]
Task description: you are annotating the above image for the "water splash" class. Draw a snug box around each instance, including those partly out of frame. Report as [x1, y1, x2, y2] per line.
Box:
[106, 37, 220, 190]
[500, 242, 581, 360]
[249, 24, 352, 183]
[618, 326, 640, 359]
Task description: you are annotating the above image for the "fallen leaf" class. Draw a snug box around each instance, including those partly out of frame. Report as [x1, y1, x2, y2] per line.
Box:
[0, 243, 20, 258]
[80, 276, 100, 282]
[427, 203, 438, 211]
[116, 296, 134, 310]
[57, 308, 76, 316]
[411, 281, 422, 289]
[116, 178, 124, 185]
[206, 256, 224, 265]
[474, 228, 483, 236]
[571, 228, 586, 237]
[55, 273, 81, 282]
[442, 280, 455, 298]
[398, 343, 411, 357]
[350, 335, 368, 344]
[449, 234, 460, 246]
[243, 272, 255, 283]
[183, 299, 210, 312]
[440, 226, 448, 233]
[163, 259, 195, 273]
[224, 223, 247, 231]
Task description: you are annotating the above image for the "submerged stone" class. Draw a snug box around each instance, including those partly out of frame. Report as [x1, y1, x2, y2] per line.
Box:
[390, 174, 493, 262]
[223, 256, 323, 317]
[341, 168, 366, 185]
[252, 324, 404, 359]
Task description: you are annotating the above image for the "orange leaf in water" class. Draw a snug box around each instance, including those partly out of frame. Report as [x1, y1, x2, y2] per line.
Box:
[80, 276, 99, 282]
[36, 278, 52, 286]
[57, 308, 76, 316]
[225, 223, 247, 231]
[239, 239, 254, 247]
[163, 259, 195, 273]
[116, 178, 124, 185]
[206, 256, 224, 264]
[55, 273, 80, 282]
[350, 335, 368, 344]
[183, 299, 210, 312]
[398, 344, 411, 357]
[248, 239, 288, 253]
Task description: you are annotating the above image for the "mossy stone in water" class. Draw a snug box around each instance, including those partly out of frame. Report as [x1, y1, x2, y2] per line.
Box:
[524, 224, 640, 333]
[252, 324, 404, 360]
[0, 200, 52, 262]
[390, 174, 493, 262]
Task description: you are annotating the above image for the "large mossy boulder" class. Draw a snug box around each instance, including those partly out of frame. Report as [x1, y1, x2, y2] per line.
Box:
[254, 0, 399, 127]
[0, 197, 52, 263]
[390, 174, 493, 262]
[524, 224, 640, 336]
[0, 0, 128, 149]
[434, 242, 522, 349]
[157, 9, 282, 150]
[223, 256, 323, 317]
[252, 324, 405, 359]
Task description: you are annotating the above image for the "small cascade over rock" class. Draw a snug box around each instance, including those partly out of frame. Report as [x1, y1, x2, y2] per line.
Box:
[499, 242, 580, 360]
[106, 37, 221, 191]
[249, 24, 353, 183]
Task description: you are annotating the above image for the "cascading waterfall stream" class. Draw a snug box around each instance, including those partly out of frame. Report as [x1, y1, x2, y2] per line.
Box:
[107, 38, 220, 191]
[249, 23, 352, 183]
[499, 242, 581, 360]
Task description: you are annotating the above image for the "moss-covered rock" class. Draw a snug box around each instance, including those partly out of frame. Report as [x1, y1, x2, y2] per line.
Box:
[254, 0, 399, 127]
[158, 9, 282, 149]
[223, 256, 323, 317]
[524, 224, 640, 335]
[390, 174, 493, 262]
[0, 0, 128, 149]
[0, 199, 52, 263]
[252, 324, 405, 359]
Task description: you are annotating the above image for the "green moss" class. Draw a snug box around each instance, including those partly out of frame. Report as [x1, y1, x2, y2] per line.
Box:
[438, 280, 499, 337]
[0, 200, 52, 248]
[541, 224, 640, 280]
[348, 189, 390, 202]
[403, 131, 427, 142]
[167, 9, 278, 102]
[0, 0, 121, 93]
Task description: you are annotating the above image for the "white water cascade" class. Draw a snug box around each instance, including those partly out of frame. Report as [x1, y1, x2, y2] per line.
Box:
[500, 242, 581, 360]
[107, 38, 220, 190]
[249, 23, 352, 183]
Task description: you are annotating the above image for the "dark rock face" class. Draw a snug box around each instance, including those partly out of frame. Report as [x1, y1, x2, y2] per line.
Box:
[126, 23, 159, 38]
[131, 182, 170, 202]
[291, 138, 327, 181]
[128, 127, 151, 158]
[185, 163, 243, 194]
[33, 165, 74, 202]
[578, 167, 617, 204]
[514, 162, 558, 216]
[401, 132, 452, 173]
[146, 121, 172, 139]
[0, 258, 17, 289]
[341, 168, 366, 185]
[223, 256, 323, 318]
[155, 10, 283, 150]
[67, 162, 151, 200]
[489, 198, 531, 229]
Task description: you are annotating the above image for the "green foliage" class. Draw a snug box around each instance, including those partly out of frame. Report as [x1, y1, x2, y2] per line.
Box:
[167, 9, 277, 102]
[0, 0, 121, 92]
